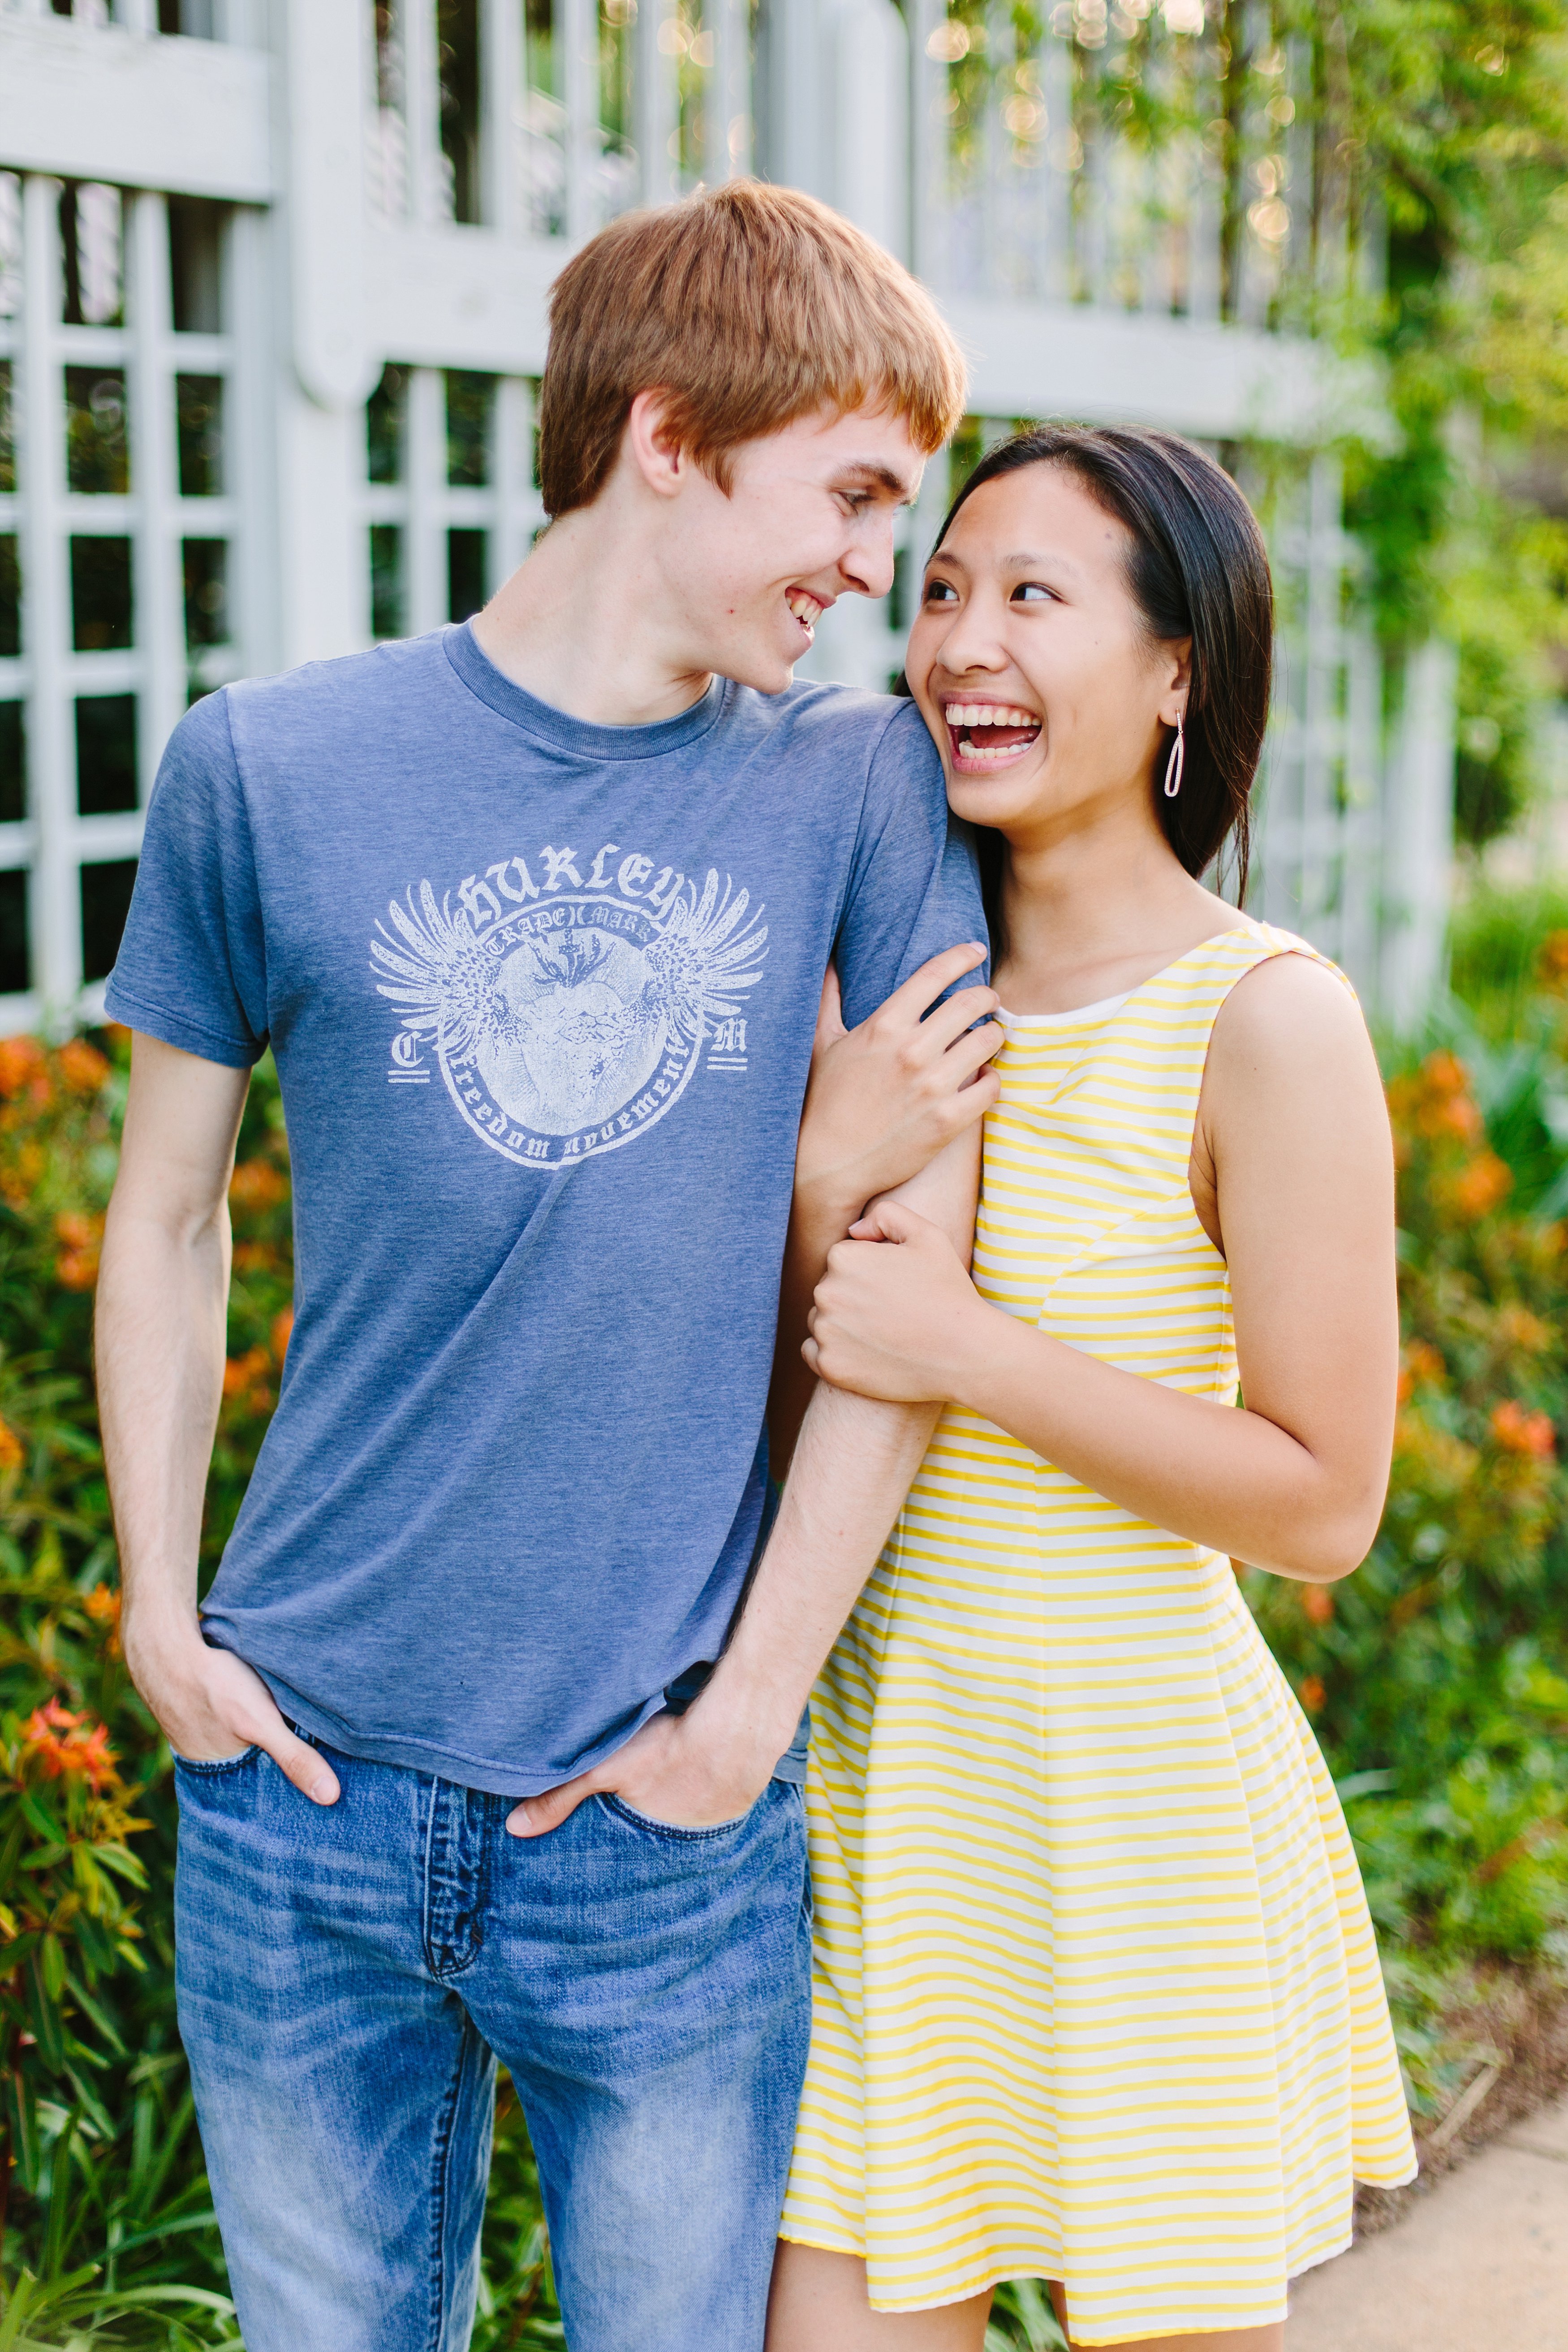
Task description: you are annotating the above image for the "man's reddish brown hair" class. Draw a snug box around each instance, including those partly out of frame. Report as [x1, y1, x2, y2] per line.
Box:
[537, 181, 967, 518]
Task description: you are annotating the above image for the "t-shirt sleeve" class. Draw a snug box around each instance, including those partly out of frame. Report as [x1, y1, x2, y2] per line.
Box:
[834, 697, 989, 1030]
[103, 689, 269, 1067]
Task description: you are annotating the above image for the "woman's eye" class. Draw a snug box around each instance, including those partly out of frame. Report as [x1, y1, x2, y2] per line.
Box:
[1012, 582, 1054, 604]
[923, 579, 959, 604]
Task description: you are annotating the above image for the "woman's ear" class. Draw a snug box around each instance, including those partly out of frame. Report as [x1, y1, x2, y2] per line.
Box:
[1157, 636, 1193, 728]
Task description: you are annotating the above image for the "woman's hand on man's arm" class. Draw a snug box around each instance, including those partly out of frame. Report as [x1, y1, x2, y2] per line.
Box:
[793, 944, 1001, 1234]
[768, 947, 999, 1473]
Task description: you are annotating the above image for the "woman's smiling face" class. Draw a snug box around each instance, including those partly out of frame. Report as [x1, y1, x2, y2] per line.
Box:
[906, 462, 1189, 844]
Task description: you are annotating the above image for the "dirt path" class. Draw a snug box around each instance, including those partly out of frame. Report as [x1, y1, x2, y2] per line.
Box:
[1287, 2092, 1568, 2349]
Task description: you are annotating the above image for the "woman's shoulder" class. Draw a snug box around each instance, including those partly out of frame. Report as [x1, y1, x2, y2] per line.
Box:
[1203, 935, 1380, 1120]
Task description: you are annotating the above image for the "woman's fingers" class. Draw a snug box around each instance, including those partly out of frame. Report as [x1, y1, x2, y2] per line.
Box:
[866, 944, 990, 1036]
[813, 962, 847, 1053]
[946, 1021, 1006, 1081]
[909, 982, 1001, 1057]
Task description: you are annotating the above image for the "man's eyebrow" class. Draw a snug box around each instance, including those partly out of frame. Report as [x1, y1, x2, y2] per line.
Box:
[834, 461, 920, 502]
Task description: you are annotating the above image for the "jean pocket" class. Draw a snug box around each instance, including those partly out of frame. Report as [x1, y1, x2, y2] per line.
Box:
[597, 1788, 767, 1843]
[172, 1744, 261, 1777]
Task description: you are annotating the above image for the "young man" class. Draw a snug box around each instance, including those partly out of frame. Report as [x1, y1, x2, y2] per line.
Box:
[96, 183, 997, 2352]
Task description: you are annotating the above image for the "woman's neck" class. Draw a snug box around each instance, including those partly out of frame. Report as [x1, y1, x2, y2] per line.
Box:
[993, 802, 1237, 1016]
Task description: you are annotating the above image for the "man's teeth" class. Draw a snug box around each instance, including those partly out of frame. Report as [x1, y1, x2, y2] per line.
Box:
[787, 593, 821, 630]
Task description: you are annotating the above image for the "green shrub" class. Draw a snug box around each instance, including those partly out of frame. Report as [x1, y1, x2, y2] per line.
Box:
[4, 981, 1568, 2338]
[0, 1035, 562, 2343]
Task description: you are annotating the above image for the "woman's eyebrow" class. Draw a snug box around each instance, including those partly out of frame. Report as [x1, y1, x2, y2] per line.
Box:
[999, 548, 1082, 576]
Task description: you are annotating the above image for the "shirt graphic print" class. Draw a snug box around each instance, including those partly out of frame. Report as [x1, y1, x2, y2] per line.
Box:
[373, 847, 767, 1167]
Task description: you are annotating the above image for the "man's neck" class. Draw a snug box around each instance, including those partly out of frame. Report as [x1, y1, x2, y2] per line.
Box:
[469, 505, 715, 728]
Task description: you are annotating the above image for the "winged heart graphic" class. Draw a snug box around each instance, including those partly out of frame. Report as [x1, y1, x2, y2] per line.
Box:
[370, 868, 767, 1163]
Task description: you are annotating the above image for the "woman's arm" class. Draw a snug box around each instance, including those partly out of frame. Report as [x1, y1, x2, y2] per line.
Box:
[803, 955, 1397, 1583]
[767, 947, 1000, 1470]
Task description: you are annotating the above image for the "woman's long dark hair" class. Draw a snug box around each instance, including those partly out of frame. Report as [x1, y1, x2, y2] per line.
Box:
[926, 427, 1274, 943]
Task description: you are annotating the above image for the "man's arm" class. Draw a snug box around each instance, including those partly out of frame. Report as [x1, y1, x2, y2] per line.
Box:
[507, 1122, 980, 1836]
[767, 947, 999, 1473]
[98, 1033, 339, 1803]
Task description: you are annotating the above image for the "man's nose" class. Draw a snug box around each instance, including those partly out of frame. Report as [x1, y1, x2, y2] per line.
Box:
[842, 514, 898, 601]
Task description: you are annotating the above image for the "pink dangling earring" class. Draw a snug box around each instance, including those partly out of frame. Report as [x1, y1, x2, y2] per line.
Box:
[1163, 712, 1185, 799]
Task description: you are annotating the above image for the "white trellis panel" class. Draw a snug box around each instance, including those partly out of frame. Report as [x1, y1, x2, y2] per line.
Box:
[361, 363, 545, 647]
[0, 0, 1456, 1031]
[0, 162, 250, 1028]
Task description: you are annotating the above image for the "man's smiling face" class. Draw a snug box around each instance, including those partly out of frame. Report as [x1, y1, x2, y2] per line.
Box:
[656, 406, 925, 694]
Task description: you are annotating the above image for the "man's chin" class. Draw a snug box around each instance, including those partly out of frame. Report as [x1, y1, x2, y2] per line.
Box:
[719, 649, 800, 698]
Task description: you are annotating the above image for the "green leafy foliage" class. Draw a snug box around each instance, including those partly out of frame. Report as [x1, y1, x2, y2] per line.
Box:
[943, 4, 1568, 845]
[3, 964, 1567, 2337]
[1245, 941, 1568, 2103]
[0, 1036, 565, 2344]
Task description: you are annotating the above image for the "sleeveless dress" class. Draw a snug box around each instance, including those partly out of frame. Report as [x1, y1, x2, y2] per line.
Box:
[780, 922, 1417, 2346]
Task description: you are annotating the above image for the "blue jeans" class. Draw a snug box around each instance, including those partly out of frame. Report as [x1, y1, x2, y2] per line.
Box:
[173, 1736, 811, 2352]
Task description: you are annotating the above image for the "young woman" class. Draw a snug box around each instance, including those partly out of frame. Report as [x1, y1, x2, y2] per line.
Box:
[767, 429, 1417, 2352]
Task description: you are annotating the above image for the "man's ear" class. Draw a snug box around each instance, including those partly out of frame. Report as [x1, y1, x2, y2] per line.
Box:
[623, 389, 688, 501]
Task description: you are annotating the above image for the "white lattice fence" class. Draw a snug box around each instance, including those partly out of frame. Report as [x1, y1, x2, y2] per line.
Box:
[0, 167, 253, 1024]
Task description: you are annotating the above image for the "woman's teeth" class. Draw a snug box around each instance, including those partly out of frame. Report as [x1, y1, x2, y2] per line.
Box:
[944, 704, 1042, 762]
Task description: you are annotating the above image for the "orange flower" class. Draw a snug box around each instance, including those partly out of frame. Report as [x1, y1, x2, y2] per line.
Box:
[1538, 930, 1568, 988]
[1441, 1153, 1513, 1221]
[85, 1583, 123, 1654]
[222, 1344, 271, 1399]
[1399, 1340, 1446, 1403]
[233, 1241, 277, 1274]
[1434, 1094, 1484, 1143]
[54, 1210, 106, 1289]
[1496, 1303, 1551, 1353]
[1490, 1399, 1555, 1459]
[0, 1416, 22, 1473]
[0, 1036, 49, 1103]
[1301, 1584, 1335, 1626]
[58, 1037, 109, 1095]
[1421, 1050, 1469, 1095]
[271, 1308, 294, 1364]
[23, 1700, 120, 1790]
[1299, 1676, 1325, 1713]
[229, 1160, 289, 1212]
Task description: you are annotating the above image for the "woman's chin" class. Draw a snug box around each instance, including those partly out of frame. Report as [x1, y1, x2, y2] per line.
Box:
[944, 770, 1038, 829]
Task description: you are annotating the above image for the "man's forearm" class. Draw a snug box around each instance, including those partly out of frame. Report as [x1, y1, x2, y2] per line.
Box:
[748, 1123, 980, 1736]
[701, 1380, 939, 1753]
[97, 1203, 230, 1659]
[767, 1178, 867, 1476]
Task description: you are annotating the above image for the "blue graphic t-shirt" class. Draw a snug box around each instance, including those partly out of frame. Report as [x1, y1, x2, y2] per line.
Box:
[106, 624, 985, 1795]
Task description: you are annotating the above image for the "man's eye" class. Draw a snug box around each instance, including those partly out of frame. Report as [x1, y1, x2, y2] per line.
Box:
[924, 579, 959, 603]
[1013, 582, 1054, 603]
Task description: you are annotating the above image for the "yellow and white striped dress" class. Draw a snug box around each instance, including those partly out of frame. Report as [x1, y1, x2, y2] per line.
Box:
[781, 922, 1416, 2345]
